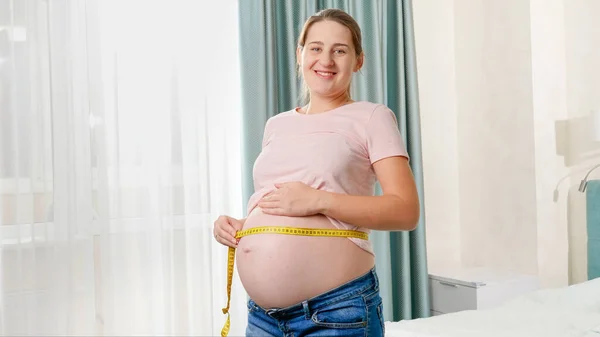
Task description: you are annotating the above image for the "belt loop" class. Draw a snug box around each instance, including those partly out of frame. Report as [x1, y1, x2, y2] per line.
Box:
[302, 300, 310, 320]
[265, 308, 277, 318]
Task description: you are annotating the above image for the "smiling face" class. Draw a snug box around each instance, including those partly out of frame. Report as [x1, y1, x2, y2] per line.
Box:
[297, 20, 363, 101]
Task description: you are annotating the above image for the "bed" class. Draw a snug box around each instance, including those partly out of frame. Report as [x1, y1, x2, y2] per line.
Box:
[385, 277, 600, 337]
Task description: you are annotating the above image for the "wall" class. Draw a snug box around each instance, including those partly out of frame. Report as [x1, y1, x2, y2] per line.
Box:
[564, 0, 600, 284]
[412, 0, 461, 270]
[413, 0, 600, 288]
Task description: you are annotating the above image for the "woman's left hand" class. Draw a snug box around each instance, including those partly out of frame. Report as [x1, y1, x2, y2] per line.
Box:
[258, 182, 322, 217]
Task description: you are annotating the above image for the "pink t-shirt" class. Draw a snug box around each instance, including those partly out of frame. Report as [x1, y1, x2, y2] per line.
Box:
[246, 101, 409, 254]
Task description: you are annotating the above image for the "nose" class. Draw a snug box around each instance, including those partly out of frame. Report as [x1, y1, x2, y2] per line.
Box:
[319, 53, 334, 67]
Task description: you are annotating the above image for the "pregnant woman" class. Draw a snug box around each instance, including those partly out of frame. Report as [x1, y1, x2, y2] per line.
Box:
[213, 8, 420, 337]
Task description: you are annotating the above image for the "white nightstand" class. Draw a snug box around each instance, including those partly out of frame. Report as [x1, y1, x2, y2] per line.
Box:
[428, 266, 539, 316]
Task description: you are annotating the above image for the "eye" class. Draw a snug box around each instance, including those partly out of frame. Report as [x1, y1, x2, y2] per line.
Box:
[334, 49, 347, 55]
[311, 47, 321, 52]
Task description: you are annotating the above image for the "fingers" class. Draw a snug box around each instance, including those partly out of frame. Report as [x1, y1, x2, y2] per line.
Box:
[230, 218, 244, 231]
[260, 207, 283, 216]
[258, 200, 278, 209]
[213, 216, 239, 248]
[261, 192, 275, 202]
[259, 192, 280, 208]
[214, 228, 238, 248]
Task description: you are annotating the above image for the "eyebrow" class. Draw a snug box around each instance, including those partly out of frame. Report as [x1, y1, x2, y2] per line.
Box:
[307, 41, 350, 48]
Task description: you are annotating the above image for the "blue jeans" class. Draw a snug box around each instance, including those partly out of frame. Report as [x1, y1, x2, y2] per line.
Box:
[246, 268, 385, 337]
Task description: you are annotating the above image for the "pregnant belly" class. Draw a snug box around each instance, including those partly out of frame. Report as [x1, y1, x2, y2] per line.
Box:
[236, 208, 375, 309]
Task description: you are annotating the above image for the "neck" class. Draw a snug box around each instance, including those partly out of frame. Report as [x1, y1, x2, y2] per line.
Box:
[303, 93, 353, 115]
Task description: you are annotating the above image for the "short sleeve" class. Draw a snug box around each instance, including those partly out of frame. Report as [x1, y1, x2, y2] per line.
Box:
[366, 105, 409, 164]
[261, 118, 273, 149]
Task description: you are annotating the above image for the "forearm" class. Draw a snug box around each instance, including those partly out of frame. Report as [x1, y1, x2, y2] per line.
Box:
[315, 191, 419, 231]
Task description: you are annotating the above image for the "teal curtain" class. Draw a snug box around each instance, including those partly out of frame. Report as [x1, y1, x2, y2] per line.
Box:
[238, 0, 430, 321]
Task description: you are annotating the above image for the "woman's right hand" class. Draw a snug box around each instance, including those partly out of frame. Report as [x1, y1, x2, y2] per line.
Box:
[213, 215, 244, 248]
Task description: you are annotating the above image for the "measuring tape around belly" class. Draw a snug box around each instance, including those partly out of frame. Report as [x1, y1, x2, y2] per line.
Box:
[220, 226, 369, 337]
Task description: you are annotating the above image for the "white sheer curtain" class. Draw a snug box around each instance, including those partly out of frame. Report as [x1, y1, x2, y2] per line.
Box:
[0, 0, 247, 335]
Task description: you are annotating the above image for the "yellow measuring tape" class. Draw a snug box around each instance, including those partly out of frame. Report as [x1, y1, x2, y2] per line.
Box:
[220, 226, 369, 337]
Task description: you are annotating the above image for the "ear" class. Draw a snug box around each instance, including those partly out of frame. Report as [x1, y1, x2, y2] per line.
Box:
[354, 52, 364, 72]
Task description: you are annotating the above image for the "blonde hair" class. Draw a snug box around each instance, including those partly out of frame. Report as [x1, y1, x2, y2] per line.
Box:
[296, 9, 363, 104]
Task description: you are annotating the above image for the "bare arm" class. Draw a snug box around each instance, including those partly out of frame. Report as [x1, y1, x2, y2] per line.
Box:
[315, 156, 420, 231]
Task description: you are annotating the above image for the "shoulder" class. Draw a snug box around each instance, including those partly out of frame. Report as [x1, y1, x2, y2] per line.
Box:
[264, 109, 295, 128]
[272, 109, 296, 120]
[357, 101, 384, 110]
[346, 101, 397, 125]
[365, 102, 398, 124]
[363, 101, 393, 116]
[349, 101, 392, 115]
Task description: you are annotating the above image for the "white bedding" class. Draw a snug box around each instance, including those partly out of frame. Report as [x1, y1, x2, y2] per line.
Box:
[385, 277, 600, 337]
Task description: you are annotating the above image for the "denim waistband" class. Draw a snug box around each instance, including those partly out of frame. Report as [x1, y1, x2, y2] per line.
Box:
[248, 267, 379, 320]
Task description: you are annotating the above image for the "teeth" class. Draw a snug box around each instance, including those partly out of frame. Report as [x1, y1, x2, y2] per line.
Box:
[316, 71, 334, 76]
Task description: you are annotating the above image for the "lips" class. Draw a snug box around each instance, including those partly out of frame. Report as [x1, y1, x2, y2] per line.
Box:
[314, 70, 336, 79]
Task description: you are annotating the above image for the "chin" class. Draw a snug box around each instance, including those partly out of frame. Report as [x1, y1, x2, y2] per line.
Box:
[306, 83, 342, 96]
[311, 90, 346, 98]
